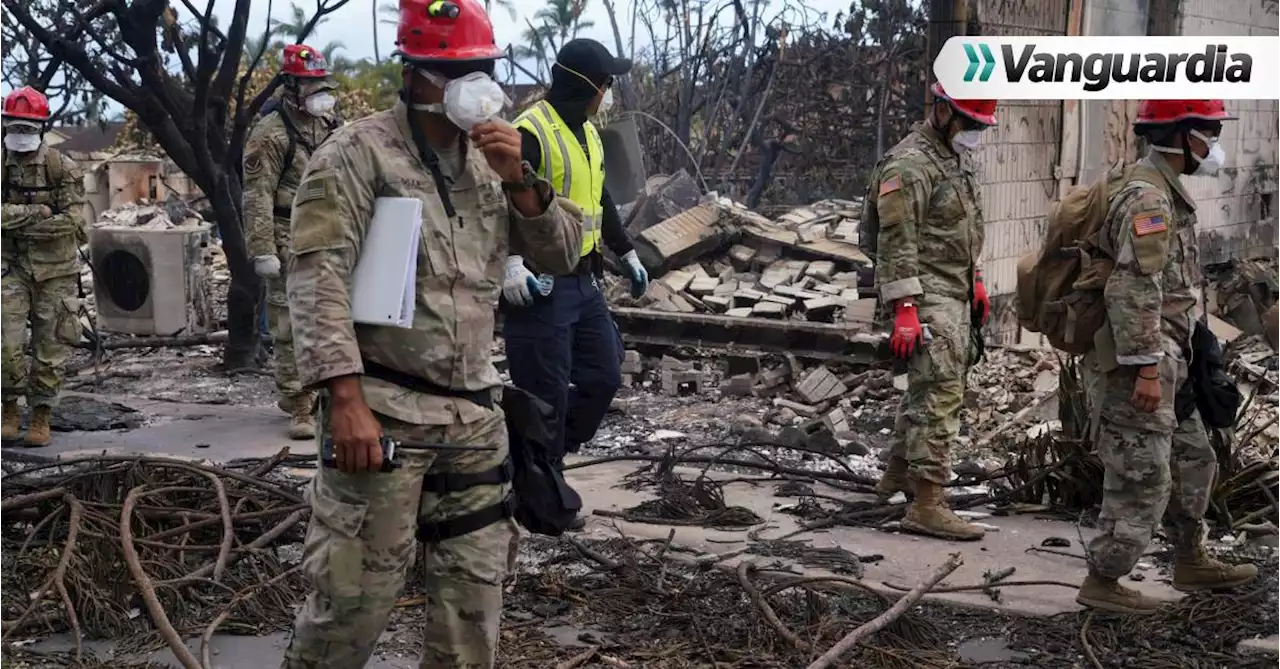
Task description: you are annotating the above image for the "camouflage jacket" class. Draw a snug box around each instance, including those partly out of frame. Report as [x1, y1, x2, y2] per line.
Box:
[1, 144, 86, 281]
[243, 101, 335, 260]
[1096, 149, 1200, 366]
[287, 101, 584, 425]
[868, 121, 984, 304]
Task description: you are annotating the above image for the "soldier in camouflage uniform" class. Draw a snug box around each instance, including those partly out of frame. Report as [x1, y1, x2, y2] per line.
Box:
[865, 83, 997, 542]
[244, 43, 341, 440]
[1, 87, 86, 448]
[279, 1, 583, 667]
[1075, 99, 1257, 614]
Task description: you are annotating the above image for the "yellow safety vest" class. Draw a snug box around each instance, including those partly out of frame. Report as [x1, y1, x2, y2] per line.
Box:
[514, 100, 604, 257]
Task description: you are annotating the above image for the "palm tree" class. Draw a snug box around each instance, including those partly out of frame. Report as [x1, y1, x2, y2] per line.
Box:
[485, 0, 517, 21]
[271, 2, 327, 45]
[377, 2, 398, 26]
[534, 0, 594, 54]
[371, 2, 381, 63]
[514, 20, 556, 81]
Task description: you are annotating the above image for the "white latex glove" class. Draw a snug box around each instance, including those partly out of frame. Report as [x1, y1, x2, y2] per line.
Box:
[253, 255, 281, 278]
[621, 250, 649, 299]
[503, 255, 538, 306]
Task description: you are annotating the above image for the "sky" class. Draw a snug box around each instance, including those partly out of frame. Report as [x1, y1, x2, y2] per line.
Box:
[215, 0, 854, 70]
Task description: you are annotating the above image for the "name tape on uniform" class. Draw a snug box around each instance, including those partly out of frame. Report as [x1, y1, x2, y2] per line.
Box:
[934, 36, 1280, 100]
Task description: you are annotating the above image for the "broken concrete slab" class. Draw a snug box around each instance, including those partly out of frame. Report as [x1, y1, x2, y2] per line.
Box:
[634, 203, 732, 274]
[725, 307, 753, 318]
[620, 350, 643, 375]
[733, 288, 764, 307]
[660, 268, 696, 293]
[665, 293, 697, 313]
[752, 302, 788, 319]
[802, 297, 841, 322]
[794, 366, 848, 403]
[721, 374, 755, 397]
[703, 295, 732, 312]
[742, 221, 872, 270]
[688, 276, 720, 295]
[760, 293, 795, 307]
[804, 260, 836, 282]
[727, 244, 757, 271]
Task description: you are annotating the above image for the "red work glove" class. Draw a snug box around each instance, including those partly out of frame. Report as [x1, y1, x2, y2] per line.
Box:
[890, 300, 923, 359]
[972, 270, 990, 325]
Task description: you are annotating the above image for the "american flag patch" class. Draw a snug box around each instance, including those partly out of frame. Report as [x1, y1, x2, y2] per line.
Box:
[1132, 212, 1168, 237]
[879, 176, 902, 196]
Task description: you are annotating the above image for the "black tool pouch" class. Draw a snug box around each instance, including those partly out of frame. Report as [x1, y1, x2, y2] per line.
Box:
[502, 385, 583, 536]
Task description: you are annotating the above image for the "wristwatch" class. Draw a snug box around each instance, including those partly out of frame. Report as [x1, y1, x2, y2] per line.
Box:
[501, 161, 539, 193]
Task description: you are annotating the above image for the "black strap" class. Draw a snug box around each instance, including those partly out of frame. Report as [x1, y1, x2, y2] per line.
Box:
[407, 117, 458, 218]
[416, 495, 514, 543]
[422, 458, 512, 493]
[273, 205, 292, 219]
[361, 359, 494, 409]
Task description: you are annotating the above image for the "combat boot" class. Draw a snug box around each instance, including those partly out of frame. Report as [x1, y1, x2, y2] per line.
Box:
[287, 394, 316, 441]
[900, 480, 984, 541]
[2, 400, 20, 441]
[1075, 573, 1162, 614]
[874, 456, 915, 501]
[1172, 545, 1258, 592]
[25, 406, 53, 448]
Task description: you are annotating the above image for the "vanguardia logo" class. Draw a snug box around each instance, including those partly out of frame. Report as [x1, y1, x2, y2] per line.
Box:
[963, 44, 996, 82]
[987, 43, 1252, 92]
[935, 37, 1278, 100]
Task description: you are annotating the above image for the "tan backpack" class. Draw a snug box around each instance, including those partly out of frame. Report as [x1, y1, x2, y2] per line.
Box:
[1015, 163, 1170, 354]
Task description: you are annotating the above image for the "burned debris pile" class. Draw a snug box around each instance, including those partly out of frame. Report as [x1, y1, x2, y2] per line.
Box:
[609, 171, 873, 328]
[0, 453, 309, 668]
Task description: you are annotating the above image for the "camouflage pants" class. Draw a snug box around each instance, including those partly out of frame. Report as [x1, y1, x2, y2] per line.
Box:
[267, 273, 308, 405]
[1, 268, 79, 409]
[1083, 340, 1217, 580]
[889, 296, 972, 484]
[282, 402, 518, 669]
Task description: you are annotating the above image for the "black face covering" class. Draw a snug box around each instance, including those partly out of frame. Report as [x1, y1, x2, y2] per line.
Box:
[546, 64, 604, 128]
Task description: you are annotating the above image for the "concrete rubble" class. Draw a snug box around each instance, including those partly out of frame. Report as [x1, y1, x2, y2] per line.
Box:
[614, 171, 872, 328]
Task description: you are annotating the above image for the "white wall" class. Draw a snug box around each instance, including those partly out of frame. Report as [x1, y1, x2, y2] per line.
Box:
[1178, 0, 1280, 263]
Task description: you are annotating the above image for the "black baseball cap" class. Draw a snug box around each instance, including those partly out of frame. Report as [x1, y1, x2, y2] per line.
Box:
[555, 38, 632, 79]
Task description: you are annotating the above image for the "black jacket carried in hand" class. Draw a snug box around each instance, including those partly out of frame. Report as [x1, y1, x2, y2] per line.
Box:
[1175, 319, 1241, 428]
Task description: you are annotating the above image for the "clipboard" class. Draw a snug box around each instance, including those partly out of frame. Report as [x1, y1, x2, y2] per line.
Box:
[350, 197, 421, 328]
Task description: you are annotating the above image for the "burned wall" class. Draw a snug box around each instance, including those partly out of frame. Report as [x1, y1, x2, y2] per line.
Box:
[1178, 0, 1280, 264]
[970, 0, 1072, 344]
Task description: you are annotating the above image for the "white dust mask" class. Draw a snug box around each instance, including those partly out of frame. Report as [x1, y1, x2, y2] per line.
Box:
[305, 92, 336, 116]
[597, 88, 614, 114]
[4, 132, 40, 153]
[951, 129, 982, 153]
[1190, 130, 1225, 176]
[1152, 129, 1227, 176]
[411, 70, 509, 131]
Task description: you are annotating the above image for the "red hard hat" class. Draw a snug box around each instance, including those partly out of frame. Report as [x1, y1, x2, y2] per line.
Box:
[931, 82, 998, 126]
[3, 86, 51, 122]
[1135, 100, 1235, 125]
[394, 0, 501, 62]
[281, 44, 331, 78]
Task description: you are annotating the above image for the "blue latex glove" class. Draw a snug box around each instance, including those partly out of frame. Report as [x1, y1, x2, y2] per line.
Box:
[621, 250, 649, 299]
